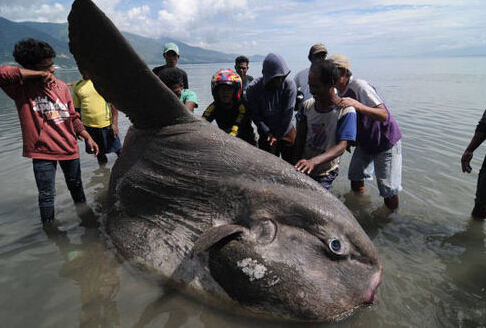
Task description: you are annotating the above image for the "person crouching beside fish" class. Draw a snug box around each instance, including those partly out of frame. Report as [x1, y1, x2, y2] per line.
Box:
[202, 68, 256, 145]
[0, 38, 99, 225]
[246, 53, 297, 163]
[157, 67, 198, 113]
[293, 59, 357, 190]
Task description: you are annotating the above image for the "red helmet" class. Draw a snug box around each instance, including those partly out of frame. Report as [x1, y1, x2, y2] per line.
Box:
[211, 68, 243, 101]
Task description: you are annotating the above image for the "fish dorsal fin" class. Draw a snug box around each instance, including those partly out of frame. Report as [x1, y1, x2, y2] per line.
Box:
[68, 0, 195, 129]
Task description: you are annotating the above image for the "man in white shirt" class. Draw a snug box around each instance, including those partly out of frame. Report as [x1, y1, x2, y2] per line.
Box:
[294, 43, 328, 107]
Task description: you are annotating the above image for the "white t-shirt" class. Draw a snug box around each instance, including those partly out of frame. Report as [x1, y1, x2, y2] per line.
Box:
[299, 98, 357, 177]
[294, 67, 312, 102]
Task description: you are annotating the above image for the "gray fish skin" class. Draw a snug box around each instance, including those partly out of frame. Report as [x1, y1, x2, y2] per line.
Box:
[68, 0, 382, 322]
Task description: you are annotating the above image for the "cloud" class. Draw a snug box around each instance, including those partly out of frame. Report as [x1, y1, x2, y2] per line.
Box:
[0, 0, 42, 6]
[237, 1, 486, 59]
[0, 2, 68, 23]
[0, 0, 485, 60]
[154, 0, 251, 38]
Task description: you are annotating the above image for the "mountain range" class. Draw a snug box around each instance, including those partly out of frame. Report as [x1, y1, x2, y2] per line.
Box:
[0, 16, 263, 67]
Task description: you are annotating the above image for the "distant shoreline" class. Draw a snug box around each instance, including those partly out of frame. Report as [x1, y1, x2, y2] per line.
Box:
[0, 60, 261, 69]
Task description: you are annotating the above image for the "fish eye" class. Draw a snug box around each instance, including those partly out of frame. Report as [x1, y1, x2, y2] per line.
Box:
[329, 238, 342, 254]
[250, 219, 277, 245]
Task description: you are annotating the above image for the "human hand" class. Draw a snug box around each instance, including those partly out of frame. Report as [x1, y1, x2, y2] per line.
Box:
[461, 151, 473, 173]
[294, 158, 317, 174]
[111, 124, 119, 138]
[87, 138, 99, 156]
[346, 143, 352, 153]
[339, 97, 360, 109]
[267, 134, 277, 147]
[42, 72, 57, 90]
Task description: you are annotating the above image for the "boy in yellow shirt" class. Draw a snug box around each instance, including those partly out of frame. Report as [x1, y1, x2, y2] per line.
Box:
[72, 71, 122, 165]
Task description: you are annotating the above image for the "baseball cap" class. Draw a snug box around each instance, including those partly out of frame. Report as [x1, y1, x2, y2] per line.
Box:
[328, 54, 350, 70]
[308, 43, 328, 61]
[163, 42, 180, 56]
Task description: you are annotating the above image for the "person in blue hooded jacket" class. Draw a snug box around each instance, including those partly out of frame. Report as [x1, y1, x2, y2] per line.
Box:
[246, 53, 297, 163]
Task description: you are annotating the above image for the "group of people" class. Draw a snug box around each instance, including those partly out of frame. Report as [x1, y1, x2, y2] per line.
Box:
[155, 42, 403, 213]
[1, 38, 484, 226]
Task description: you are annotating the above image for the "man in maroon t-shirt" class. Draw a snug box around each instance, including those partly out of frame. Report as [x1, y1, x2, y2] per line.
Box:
[0, 38, 99, 225]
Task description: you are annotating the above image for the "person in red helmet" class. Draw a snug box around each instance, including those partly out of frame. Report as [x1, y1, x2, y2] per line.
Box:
[202, 68, 256, 145]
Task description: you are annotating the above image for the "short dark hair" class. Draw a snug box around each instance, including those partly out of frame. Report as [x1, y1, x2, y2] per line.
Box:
[157, 67, 183, 88]
[13, 38, 56, 68]
[235, 55, 249, 66]
[338, 67, 353, 78]
[310, 59, 340, 86]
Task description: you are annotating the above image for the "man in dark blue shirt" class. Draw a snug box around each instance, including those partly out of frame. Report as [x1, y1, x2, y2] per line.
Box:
[246, 53, 296, 163]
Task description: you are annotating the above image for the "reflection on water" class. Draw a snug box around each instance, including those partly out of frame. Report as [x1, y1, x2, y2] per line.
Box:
[44, 216, 121, 327]
[428, 220, 486, 326]
[42, 163, 121, 328]
[133, 290, 191, 328]
[342, 190, 394, 240]
[85, 166, 112, 212]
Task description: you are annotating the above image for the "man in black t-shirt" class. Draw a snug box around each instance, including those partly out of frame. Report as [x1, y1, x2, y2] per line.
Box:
[234, 55, 253, 101]
[152, 42, 188, 89]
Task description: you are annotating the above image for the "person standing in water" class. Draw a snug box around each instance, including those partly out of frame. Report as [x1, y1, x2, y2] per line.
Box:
[461, 108, 486, 219]
[202, 68, 256, 145]
[72, 70, 122, 165]
[0, 38, 99, 225]
[329, 54, 402, 212]
[152, 42, 189, 89]
[294, 43, 328, 103]
[157, 67, 198, 113]
[246, 53, 297, 163]
[234, 55, 254, 102]
[293, 59, 356, 190]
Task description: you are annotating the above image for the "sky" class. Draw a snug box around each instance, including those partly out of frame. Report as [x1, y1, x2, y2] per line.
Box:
[1, 0, 485, 62]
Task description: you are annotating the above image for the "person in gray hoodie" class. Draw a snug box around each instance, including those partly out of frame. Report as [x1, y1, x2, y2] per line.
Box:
[246, 53, 297, 163]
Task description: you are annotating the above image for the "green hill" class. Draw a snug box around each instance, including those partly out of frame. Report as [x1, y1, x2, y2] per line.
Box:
[0, 18, 73, 67]
[0, 17, 263, 67]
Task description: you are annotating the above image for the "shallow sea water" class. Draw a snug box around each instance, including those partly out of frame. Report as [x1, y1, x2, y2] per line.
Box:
[1, 57, 486, 327]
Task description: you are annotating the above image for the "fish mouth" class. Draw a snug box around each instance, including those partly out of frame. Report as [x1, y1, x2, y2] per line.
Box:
[363, 267, 383, 304]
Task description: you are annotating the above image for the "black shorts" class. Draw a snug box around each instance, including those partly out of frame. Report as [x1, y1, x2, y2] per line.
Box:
[84, 125, 122, 154]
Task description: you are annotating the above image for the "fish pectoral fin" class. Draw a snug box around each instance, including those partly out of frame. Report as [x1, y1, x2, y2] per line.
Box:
[192, 224, 247, 255]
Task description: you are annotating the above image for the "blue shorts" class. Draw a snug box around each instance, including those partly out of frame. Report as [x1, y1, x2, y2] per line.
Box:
[85, 125, 122, 154]
[348, 140, 402, 198]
